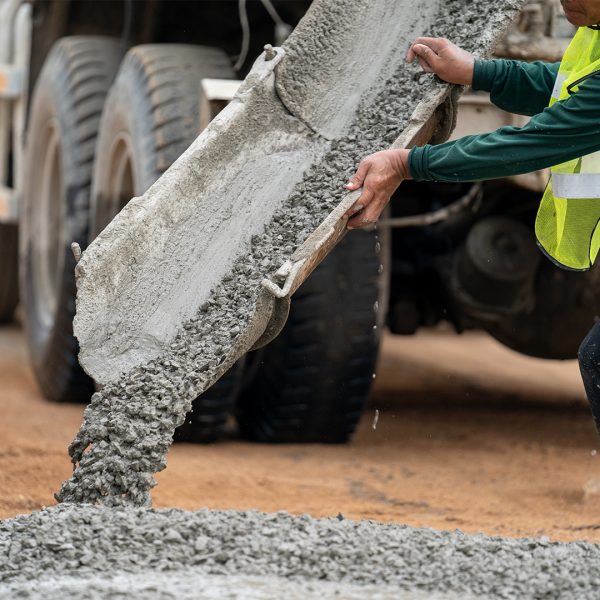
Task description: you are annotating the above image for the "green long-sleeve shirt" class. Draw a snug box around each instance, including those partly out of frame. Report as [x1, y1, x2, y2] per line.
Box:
[408, 59, 600, 182]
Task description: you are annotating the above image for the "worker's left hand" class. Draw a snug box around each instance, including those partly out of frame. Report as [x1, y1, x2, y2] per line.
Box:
[406, 37, 474, 85]
[344, 149, 411, 229]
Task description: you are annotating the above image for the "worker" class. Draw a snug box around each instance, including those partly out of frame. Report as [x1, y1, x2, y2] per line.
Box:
[345, 0, 600, 432]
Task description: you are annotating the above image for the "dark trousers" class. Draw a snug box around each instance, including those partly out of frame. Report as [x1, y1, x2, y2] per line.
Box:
[578, 320, 600, 435]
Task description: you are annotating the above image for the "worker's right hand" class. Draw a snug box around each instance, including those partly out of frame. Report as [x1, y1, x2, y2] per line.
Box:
[406, 37, 475, 86]
[344, 149, 411, 229]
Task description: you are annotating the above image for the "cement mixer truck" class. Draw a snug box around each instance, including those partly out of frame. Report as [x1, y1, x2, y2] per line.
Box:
[0, 0, 591, 444]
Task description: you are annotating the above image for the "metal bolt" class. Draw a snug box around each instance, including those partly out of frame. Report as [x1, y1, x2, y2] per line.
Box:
[264, 44, 277, 61]
[71, 242, 82, 263]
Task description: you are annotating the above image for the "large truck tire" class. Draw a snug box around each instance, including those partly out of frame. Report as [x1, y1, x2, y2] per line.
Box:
[91, 44, 240, 443]
[20, 37, 121, 402]
[237, 230, 385, 443]
[0, 223, 18, 323]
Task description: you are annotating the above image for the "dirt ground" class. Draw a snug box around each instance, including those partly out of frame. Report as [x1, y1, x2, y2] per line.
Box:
[2, 323, 600, 542]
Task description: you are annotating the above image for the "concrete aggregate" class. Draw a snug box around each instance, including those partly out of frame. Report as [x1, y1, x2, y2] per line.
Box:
[57, 0, 522, 507]
[1, 505, 599, 599]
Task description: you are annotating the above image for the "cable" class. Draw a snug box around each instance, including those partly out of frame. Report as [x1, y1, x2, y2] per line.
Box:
[378, 183, 483, 229]
[234, 0, 292, 71]
[233, 0, 250, 72]
[260, 0, 292, 45]
[259, 0, 286, 26]
[120, 0, 133, 56]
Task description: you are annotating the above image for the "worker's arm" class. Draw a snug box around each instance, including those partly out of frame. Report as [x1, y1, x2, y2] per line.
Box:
[346, 74, 600, 227]
[409, 71, 600, 182]
[473, 59, 560, 116]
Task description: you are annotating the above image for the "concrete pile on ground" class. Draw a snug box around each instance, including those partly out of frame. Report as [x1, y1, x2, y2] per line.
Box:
[2, 505, 600, 599]
[57, 0, 522, 507]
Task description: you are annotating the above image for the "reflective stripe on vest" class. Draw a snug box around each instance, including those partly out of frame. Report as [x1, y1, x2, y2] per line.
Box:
[534, 26, 600, 271]
[550, 73, 568, 101]
[552, 172, 600, 199]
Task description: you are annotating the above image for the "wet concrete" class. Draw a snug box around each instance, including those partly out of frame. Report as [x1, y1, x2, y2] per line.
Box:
[2, 505, 599, 599]
[0, 573, 474, 600]
[57, 0, 522, 508]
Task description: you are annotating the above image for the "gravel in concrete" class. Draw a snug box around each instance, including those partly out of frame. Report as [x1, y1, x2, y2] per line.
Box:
[57, 0, 522, 507]
[1, 505, 599, 599]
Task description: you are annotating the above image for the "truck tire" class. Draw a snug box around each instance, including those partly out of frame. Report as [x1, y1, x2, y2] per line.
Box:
[237, 229, 384, 443]
[0, 224, 18, 323]
[20, 37, 120, 402]
[91, 44, 240, 443]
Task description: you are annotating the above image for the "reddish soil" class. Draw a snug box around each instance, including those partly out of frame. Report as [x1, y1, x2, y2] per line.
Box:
[2, 323, 600, 542]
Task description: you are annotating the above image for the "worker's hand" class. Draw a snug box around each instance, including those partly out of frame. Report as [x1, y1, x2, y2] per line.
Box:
[406, 37, 474, 86]
[344, 149, 411, 229]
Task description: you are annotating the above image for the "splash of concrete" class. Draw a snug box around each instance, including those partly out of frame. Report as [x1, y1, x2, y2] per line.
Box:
[57, 0, 522, 507]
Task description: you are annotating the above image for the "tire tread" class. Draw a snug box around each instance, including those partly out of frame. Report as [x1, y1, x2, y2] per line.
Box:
[21, 36, 121, 402]
[93, 44, 239, 442]
[237, 231, 383, 443]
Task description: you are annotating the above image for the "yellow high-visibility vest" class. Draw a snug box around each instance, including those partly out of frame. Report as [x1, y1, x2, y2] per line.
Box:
[535, 26, 600, 271]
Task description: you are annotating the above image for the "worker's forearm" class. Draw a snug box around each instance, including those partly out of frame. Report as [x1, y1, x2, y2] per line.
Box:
[473, 59, 560, 116]
[408, 73, 600, 183]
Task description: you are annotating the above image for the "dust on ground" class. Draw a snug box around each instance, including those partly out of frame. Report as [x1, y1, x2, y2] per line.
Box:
[2, 324, 600, 542]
